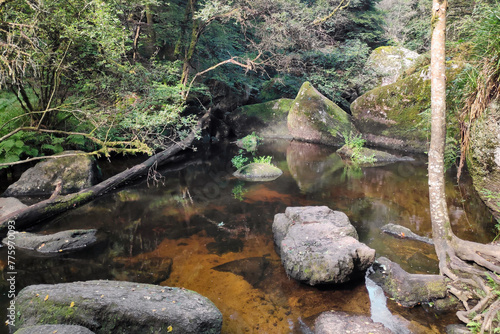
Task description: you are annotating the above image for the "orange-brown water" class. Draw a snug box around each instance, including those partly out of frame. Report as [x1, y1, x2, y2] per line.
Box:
[0, 140, 496, 333]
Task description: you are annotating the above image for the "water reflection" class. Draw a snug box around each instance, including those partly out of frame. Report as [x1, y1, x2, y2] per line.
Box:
[0, 140, 495, 334]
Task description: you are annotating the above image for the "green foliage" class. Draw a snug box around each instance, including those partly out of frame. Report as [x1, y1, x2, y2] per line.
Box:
[231, 154, 248, 170]
[238, 132, 262, 152]
[252, 156, 272, 165]
[232, 181, 249, 201]
[340, 131, 376, 165]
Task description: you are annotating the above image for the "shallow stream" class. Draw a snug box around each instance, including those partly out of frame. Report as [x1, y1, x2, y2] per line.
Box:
[0, 140, 496, 333]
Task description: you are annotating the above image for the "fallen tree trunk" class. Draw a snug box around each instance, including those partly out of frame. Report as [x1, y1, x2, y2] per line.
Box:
[0, 111, 210, 236]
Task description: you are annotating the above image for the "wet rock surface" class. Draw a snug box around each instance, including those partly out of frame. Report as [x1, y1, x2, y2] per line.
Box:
[314, 311, 393, 334]
[3, 151, 100, 197]
[273, 206, 375, 285]
[2, 229, 97, 254]
[381, 223, 433, 245]
[13, 280, 223, 334]
[368, 257, 447, 307]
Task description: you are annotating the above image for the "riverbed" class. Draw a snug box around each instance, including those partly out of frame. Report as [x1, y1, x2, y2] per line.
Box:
[0, 139, 496, 333]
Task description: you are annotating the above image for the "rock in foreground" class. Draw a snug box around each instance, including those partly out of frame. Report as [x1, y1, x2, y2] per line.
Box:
[368, 257, 447, 307]
[273, 206, 375, 285]
[314, 311, 393, 334]
[2, 229, 97, 254]
[13, 280, 222, 334]
[14, 324, 95, 334]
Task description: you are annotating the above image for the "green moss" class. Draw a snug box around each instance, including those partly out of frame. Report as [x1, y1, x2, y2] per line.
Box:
[238, 99, 293, 122]
[48, 191, 94, 212]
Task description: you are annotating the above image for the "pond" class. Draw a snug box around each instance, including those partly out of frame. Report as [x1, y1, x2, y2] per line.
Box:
[0, 139, 496, 333]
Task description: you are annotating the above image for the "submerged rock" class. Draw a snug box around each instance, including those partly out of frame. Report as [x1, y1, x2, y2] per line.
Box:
[314, 311, 393, 334]
[368, 257, 447, 307]
[2, 229, 97, 254]
[381, 223, 433, 245]
[273, 206, 375, 285]
[3, 151, 100, 197]
[13, 280, 222, 334]
[14, 324, 95, 334]
[288, 82, 358, 146]
[233, 162, 283, 182]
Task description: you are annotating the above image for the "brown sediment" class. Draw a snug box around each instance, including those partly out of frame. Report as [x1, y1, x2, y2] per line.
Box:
[119, 233, 371, 333]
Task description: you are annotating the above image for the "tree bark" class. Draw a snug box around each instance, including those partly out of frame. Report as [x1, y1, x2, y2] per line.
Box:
[0, 111, 210, 236]
[429, 0, 452, 277]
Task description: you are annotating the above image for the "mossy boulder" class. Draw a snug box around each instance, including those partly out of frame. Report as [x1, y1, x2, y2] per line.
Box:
[288, 82, 358, 146]
[468, 99, 500, 221]
[13, 280, 222, 334]
[3, 151, 101, 197]
[351, 61, 463, 153]
[225, 99, 293, 138]
[273, 206, 375, 285]
[368, 257, 448, 307]
[233, 163, 283, 182]
[367, 46, 420, 87]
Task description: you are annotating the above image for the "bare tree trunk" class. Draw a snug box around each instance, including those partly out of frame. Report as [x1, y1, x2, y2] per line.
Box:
[429, 0, 452, 277]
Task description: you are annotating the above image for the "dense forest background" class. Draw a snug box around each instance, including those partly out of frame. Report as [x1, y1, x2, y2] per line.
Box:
[0, 0, 499, 167]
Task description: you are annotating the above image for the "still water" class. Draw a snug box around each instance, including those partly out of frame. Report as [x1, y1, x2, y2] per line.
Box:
[0, 139, 496, 333]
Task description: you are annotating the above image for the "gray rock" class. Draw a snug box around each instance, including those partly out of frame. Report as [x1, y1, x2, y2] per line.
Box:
[366, 46, 420, 87]
[2, 229, 97, 254]
[368, 257, 447, 307]
[233, 162, 283, 182]
[381, 223, 433, 245]
[13, 280, 222, 334]
[14, 324, 95, 334]
[314, 311, 393, 334]
[3, 151, 100, 197]
[273, 206, 375, 285]
[446, 324, 472, 334]
[288, 82, 359, 146]
[0, 197, 27, 219]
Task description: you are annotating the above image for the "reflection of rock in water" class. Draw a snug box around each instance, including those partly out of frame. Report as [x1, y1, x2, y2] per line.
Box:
[113, 257, 173, 284]
[286, 141, 344, 193]
[212, 256, 270, 288]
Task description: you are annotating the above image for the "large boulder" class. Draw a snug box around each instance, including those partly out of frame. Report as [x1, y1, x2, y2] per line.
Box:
[366, 46, 420, 87]
[13, 280, 222, 334]
[233, 162, 283, 182]
[2, 229, 97, 254]
[314, 311, 393, 334]
[367, 257, 448, 307]
[468, 99, 500, 221]
[225, 98, 293, 138]
[351, 61, 462, 153]
[273, 206, 375, 285]
[3, 151, 100, 197]
[288, 82, 358, 146]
